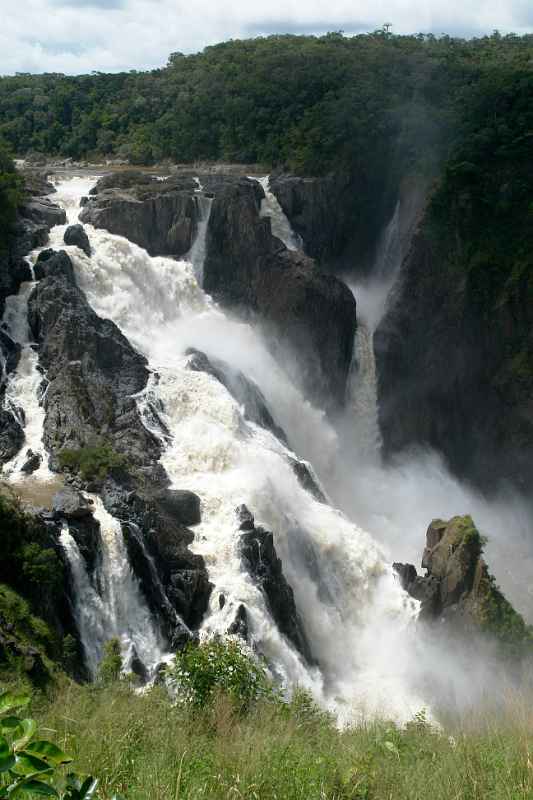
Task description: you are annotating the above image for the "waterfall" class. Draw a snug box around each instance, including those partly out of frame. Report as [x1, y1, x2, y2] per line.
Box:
[346, 321, 383, 460]
[60, 497, 165, 679]
[343, 202, 403, 461]
[66, 181, 427, 721]
[186, 190, 213, 286]
[258, 176, 302, 251]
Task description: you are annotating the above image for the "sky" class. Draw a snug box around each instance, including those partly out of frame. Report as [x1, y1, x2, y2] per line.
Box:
[0, 0, 531, 75]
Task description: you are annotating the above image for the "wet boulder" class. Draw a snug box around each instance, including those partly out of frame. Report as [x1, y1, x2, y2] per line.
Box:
[20, 449, 42, 474]
[80, 174, 199, 257]
[64, 224, 91, 257]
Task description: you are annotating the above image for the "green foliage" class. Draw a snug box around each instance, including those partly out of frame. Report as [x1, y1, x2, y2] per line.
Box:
[18, 680, 533, 800]
[0, 489, 64, 670]
[169, 638, 272, 709]
[98, 640, 122, 685]
[58, 445, 127, 482]
[0, 141, 22, 255]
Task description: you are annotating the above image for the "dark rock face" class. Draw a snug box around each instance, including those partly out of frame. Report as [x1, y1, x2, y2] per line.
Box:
[269, 172, 390, 275]
[53, 487, 94, 520]
[0, 410, 24, 462]
[22, 198, 66, 230]
[393, 516, 531, 644]
[236, 504, 313, 663]
[101, 478, 212, 642]
[27, 250, 160, 472]
[186, 348, 287, 442]
[53, 488, 101, 577]
[203, 178, 357, 410]
[375, 215, 533, 495]
[80, 174, 200, 257]
[64, 224, 91, 257]
[34, 249, 75, 282]
[0, 170, 65, 318]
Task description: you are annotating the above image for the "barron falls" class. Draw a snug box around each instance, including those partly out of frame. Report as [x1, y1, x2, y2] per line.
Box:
[0, 168, 531, 725]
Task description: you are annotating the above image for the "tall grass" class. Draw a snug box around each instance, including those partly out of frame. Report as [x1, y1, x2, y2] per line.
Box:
[27, 682, 533, 800]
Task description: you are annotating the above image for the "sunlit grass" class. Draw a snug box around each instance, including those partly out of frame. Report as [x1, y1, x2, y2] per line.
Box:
[24, 682, 533, 800]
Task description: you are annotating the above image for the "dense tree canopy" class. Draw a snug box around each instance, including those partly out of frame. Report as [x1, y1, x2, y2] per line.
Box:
[0, 31, 530, 179]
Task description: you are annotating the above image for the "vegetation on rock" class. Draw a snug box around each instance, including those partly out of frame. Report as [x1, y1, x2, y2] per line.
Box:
[58, 445, 127, 482]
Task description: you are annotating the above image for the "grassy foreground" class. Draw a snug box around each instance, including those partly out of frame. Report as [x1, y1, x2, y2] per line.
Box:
[16, 682, 533, 800]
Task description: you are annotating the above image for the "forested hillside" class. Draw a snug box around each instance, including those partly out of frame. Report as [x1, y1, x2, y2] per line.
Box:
[0, 31, 531, 178]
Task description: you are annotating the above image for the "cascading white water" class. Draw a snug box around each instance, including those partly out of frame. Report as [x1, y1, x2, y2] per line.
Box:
[258, 176, 302, 251]
[45, 176, 533, 720]
[58, 177, 426, 721]
[60, 497, 165, 678]
[187, 189, 213, 285]
[1, 279, 52, 479]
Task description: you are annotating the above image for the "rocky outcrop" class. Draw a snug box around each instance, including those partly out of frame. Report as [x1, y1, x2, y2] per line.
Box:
[269, 172, 394, 275]
[27, 250, 160, 473]
[52, 488, 100, 576]
[64, 224, 91, 257]
[236, 504, 313, 663]
[101, 477, 212, 645]
[375, 174, 533, 495]
[203, 177, 357, 410]
[80, 172, 200, 257]
[0, 171, 65, 318]
[394, 516, 532, 648]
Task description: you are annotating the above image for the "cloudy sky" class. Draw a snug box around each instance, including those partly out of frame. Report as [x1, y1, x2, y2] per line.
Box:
[1, 0, 531, 75]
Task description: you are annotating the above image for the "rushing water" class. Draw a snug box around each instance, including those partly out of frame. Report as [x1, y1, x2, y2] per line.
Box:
[4, 175, 532, 720]
[258, 176, 302, 251]
[60, 497, 165, 678]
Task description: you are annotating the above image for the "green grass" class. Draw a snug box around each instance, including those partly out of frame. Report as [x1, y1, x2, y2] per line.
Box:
[22, 682, 533, 800]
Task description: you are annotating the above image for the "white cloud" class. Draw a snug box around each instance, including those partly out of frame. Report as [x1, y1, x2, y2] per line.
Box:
[0, 0, 531, 75]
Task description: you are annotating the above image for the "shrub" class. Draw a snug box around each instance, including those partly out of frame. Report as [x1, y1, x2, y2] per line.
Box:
[98, 639, 122, 684]
[168, 637, 272, 710]
[58, 445, 127, 482]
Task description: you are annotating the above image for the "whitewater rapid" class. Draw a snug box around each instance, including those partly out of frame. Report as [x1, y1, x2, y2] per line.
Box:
[4, 175, 532, 721]
[44, 176, 422, 720]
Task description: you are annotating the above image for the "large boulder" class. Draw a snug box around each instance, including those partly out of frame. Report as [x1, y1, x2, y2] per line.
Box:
[64, 224, 91, 257]
[27, 250, 160, 473]
[203, 177, 357, 411]
[236, 504, 313, 663]
[101, 478, 212, 643]
[80, 174, 200, 257]
[0, 172, 64, 317]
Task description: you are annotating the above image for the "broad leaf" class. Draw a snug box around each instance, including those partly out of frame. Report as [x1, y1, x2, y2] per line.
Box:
[0, 694, 29, 716]
[0, 718, 21, 733]
[12, 720, 37, 751]
[11, 752, 52, 776]
[0, 754, 16, 773]
[25, 741, 72, 767]
[0, 735, 14, 773]
[8, 779, 58, 797]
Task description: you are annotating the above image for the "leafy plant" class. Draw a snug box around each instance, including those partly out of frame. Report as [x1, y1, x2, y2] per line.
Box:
[168, 637, 272, 710]
[98, 640, 122, 684]
[0, 689, 127, 799]
[58, 445, 127, 482]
